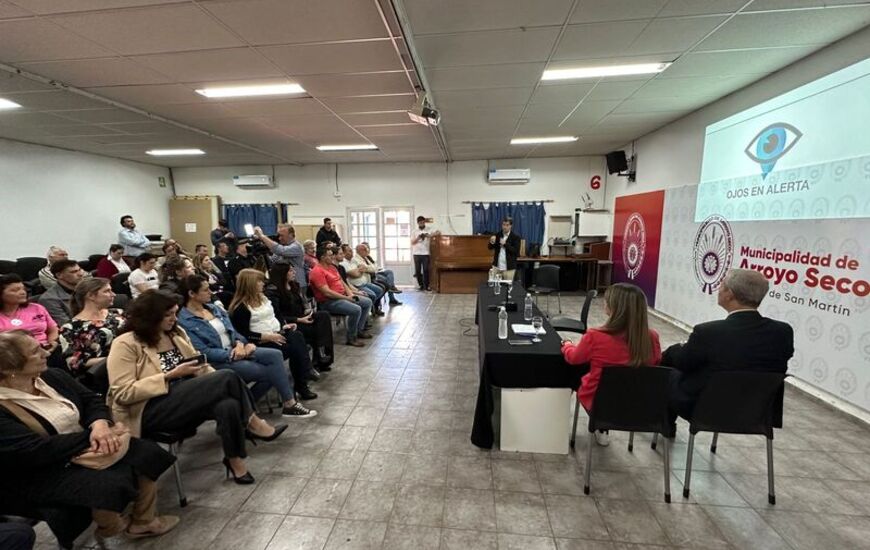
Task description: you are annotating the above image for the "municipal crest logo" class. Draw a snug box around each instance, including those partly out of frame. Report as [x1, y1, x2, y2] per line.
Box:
[622, 212, 646, 280]
[693, 214, 734, 294]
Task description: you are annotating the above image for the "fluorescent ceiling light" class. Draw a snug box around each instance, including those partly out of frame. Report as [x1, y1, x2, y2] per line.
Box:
[146, 149, 206, 156]
[195, 83, 305, 98]
[511, 136, 578, 145]
[0, 98, 23, 110]
[542, 62, 671, 81]
[316, 144, 379, 151]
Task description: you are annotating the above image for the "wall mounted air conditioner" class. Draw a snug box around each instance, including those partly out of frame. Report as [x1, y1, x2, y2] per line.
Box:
[487, 168, 530, 184]
[232, 175, 274, 188]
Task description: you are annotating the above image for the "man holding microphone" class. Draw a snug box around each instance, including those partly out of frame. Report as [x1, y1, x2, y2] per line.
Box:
[488, 216, 521, 282]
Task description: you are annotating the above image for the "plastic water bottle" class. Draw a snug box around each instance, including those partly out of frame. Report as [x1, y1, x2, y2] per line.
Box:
[498, 306, 508, 340]
[524, 293, 533, 321]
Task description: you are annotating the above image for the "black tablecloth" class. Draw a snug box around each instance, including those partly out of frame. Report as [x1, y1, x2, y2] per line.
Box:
[470, 283, 582, 449]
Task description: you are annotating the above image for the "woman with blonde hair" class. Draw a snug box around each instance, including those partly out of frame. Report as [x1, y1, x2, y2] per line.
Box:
[229, 269, 319, 402]
[561, 283, 661, 446]
[59, 277, 123, 382]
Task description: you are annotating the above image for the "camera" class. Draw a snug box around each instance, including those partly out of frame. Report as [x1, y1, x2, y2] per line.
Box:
[407, 94, 440, 127]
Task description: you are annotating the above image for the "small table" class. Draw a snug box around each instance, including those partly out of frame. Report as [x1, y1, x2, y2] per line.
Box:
[470, 283, 583, 451]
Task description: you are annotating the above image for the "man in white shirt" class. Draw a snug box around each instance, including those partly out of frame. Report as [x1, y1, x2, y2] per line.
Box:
[117, 215, 151, 258]
[339, 245, 385, 315]
[357, 243, 402, 306]
[411, 215, 439, 291]
[488, 216, 521, 282]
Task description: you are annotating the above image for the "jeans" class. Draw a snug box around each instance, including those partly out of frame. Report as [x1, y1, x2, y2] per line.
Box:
[413, 255, 430, 289]
[360, 282, 385, 304]
[376, 270, 399, 301]
[260, 329, 313, 390]
[213, 346, 293, 402]
[320, 297, 372, 342]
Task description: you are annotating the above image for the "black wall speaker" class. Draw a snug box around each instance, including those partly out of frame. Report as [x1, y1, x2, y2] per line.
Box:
[605, 150, 628, 174]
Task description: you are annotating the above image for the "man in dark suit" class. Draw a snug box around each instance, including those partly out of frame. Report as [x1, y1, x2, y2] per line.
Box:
[488, 216, 521, 282]
[664, 268, 794, 418]
[315, 218, 342, 248]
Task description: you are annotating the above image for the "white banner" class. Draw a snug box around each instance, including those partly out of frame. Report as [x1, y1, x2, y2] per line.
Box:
[657, 184, 870, 411]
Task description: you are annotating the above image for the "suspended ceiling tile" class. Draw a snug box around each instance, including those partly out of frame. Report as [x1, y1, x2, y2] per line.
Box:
[427, 63, 546, 91]
[343, 111, 413, 126]
[0, 73, 57, 93]
[357, 123, 428, 137]
[434, 87, 533, 110]
[258, 40, 402, 76]
[553, 20, 649, 61]
[661, 45, 819, 78]
[18, 58, 173, 87]
[626, 15, 728, 56]
[203, 0, 388, 46]
[631, 74, 767, 99]
[2, 90, 108, 110]
[0, 111, 76, 127]
[402, 0, 573, 34]
[143, 102, 241, 121]
[320, 94, 416, 114]
[0, 19, 114, 62]
[132, 48, 285, 83]
[221, 97, 330, 118]
[530, 83, 595, 105]
[744, 0, 869, 10]
[570, 0, 668, 23]
[85, 84, 203, 105]
[9, 0, 189, 14]
[50, 3, 244, 55]
[42, 124, 126, 137]
[0, 1, 32, 19]
[414, 27, 560, 68]
[296, 72, 413, 97]
[612, 96, 717, 114]
[50, 108, 154, 124]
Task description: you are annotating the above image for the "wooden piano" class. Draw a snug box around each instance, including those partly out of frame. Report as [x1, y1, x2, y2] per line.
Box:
[429, 235, 492, 293]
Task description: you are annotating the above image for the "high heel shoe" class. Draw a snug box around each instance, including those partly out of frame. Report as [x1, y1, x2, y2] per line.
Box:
[222, 457, 255, 485]
[245, 423, 288, 446]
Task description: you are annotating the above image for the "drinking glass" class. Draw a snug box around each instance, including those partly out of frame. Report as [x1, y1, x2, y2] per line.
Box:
[493, 272, 502, 295]
[531, 316, 543, 343]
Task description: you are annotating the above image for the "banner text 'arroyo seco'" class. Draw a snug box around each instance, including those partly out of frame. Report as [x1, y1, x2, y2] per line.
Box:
[738, 246, 869, 297]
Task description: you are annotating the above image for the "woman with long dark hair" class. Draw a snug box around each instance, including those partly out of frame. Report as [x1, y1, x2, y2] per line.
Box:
[268, 263, 333, 370]
[107, 290, 286, 484]
[561, 283, 661, 446]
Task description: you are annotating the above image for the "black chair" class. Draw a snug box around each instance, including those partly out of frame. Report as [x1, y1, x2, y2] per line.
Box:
[88, 254, 105, 269]
[682, 371, 787, 505]
[76, 260, 93, 272]
[571, 365, 676, 502]
[550, 290, 597, 334]
[0, 260, 15, 275]
[14, 257, 46, 282]
[528, 264, 561, 316]
[111, 272, 132, 298]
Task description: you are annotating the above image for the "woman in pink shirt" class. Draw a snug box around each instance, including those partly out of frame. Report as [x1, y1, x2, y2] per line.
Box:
[561, 283, 661, 446]
[0, 274, 59, 350]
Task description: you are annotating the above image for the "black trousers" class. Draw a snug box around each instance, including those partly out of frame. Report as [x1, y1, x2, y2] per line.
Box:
[413, 254, 430, 290]
[141, 369, 253, 459]
[296, 310, 334, 366]
[260, 329, 313, 390]
[0, 523, 35, 550]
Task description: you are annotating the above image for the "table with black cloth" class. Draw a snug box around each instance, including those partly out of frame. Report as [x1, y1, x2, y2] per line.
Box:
[470, 282, 583, 449]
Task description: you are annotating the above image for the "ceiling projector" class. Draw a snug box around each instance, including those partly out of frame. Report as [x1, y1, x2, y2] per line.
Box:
[408, 94, 440, 127]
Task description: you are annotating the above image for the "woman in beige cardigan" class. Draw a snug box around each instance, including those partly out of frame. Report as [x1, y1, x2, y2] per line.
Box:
[107, 290, 286, 485]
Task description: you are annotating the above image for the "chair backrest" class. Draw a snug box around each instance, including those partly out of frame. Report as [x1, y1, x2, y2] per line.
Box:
[15, 257, 47, 281]
[589, 365, 675, 436]
[88, 254, 105, 268]
[84, 359, 109, 395]
[689, 371, 786, 437]
[580, 289, 597, 326]
[534, 264, 560, 289]
[111, 272, 131, 297]
[0, 260, 15, 275]
[77, 260, 93, 272]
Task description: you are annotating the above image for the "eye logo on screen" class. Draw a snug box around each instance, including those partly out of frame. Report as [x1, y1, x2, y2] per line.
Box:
[622, 213, 646, 280]
[744, 122, 803, 179]
[693, 214, 734, 294]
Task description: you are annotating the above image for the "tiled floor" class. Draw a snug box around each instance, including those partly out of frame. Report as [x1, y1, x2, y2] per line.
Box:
[38, 291, 870, 549]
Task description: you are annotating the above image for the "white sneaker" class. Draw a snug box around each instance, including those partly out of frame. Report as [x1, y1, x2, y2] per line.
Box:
[594, 431, 610, 446]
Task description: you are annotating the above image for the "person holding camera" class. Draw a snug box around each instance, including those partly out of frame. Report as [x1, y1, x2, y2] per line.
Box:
[253, 224, 308, 296]
[411, 215, 439, 291]
[488, 216, 521, 282]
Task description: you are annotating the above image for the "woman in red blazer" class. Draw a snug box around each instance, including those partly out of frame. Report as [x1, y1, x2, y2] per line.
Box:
[561, 283, 661, 445]
[95, 244, 132, 279]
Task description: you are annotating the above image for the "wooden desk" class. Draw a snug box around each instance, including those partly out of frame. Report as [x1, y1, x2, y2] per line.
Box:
[430, 235, 491, 293]
[517, 241, 611, 292]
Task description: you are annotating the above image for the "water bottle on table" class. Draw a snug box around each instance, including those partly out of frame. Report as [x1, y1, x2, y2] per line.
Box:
[524, 293, 533, 321]
[498, 306, 508, 340]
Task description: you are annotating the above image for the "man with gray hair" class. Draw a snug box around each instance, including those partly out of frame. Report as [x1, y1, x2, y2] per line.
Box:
[664, 268, 794, 418]
[37, 246, 69, 289]
[254, 223, 307, 295]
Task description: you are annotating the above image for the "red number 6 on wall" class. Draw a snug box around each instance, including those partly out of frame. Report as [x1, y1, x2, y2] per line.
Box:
[590, 175, 601, 190]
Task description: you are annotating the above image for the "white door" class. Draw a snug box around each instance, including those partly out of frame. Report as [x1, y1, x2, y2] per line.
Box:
[347, 209, 379, 263]
[381, 207, 414, 285]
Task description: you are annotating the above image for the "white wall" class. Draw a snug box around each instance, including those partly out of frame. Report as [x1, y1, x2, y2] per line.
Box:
[0, 138, 172, 260]
[173, 156, 607, 244]
[605, 25, 870, 213]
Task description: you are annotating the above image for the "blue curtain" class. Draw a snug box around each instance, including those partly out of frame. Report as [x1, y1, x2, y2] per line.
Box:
[223, 204, 279, 236]
[472, 202, 546, 246]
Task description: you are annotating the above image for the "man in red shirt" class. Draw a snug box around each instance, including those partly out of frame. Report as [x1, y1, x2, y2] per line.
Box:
[309, 245, 373, 347]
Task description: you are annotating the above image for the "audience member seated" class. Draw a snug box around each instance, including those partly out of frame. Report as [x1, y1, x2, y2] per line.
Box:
[561, 283, 662, 446]
[178, 274, 317, 416]
[37, 246, 69, 290]
[95, 244, 131, 279]
[128, 254, 159, 299]
[212, 240, 232, 278]
[38, 260, 85, 326]
[309, 245, 372, 347]
[192, 254, 229, 304]
[662, 269, 794, 419]
[0, 274, 59, 361]
[117, 215, 151, 259]
[194, 244, 208, 258]
[158, 256, 194, 298]
[340, 244, 385, 315]
[0, 331, 179, 541]
[155, 241, 181, 270]
[268, 263, 333, 370]
[59, 278, 123, 383]
[228, 270, 320, 402]
[228, 239, 256, 284]
[106, 290, 286, 485]
[303, 240, 318, 278]
[358, 242, 402, 306]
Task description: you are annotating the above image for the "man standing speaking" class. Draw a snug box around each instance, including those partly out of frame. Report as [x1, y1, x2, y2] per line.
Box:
[489, 216, 521, 282]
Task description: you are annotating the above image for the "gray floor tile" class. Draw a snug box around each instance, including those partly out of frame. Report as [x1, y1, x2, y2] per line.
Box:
[211, 511, 284, 550]
[702, 505, 792, 550]
[313, 448, 368, 480]
[242, 474, 309, 514]
[544, 494, 610, 540]
[443, 488, 496, 531]
[497, 533, 558, 550]
[339, 480, 398, 521]
[440, 528, 498, 550]
[758, 510, 856, 550]
[369, 427, 414, 453]
[266, 515, 335, 550]
[493, 459, 543, 493]
[291, 478, 354, 518]
[357, 451, 408, 482]
[555, 539, 617, 550]
[494, 491, 551, 536]
[390, 483, 445, 527]
[324, 519, 387, 550]
[381, 524, 441, 550]
[401, 454, 448, 486]
[648, 502, 729, 548]
[595, 499, 669, 545]
[446, 455, 493, 489]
